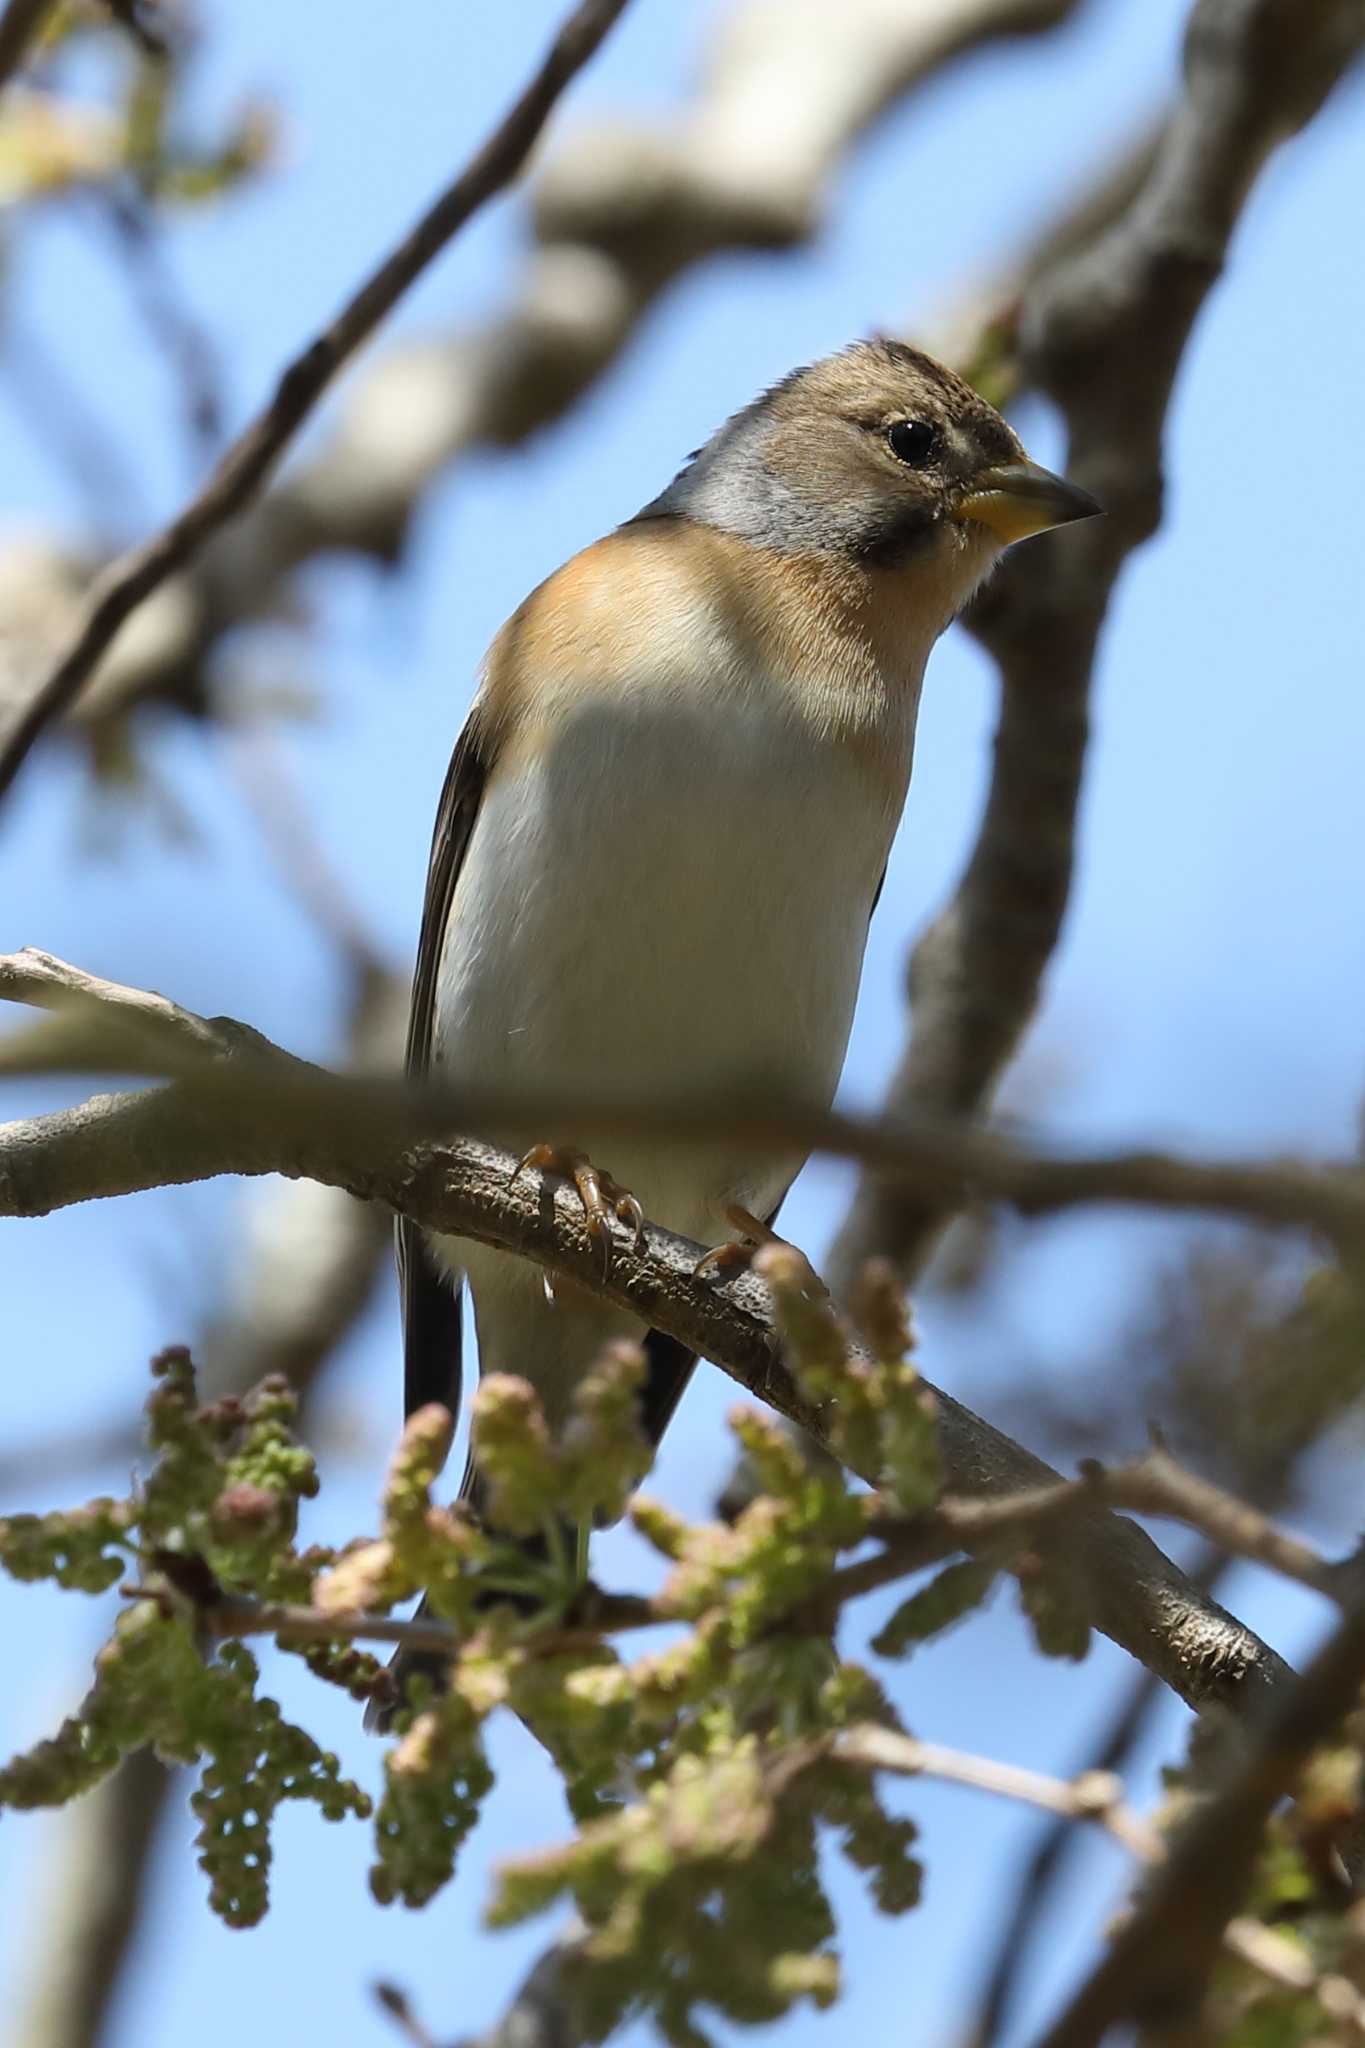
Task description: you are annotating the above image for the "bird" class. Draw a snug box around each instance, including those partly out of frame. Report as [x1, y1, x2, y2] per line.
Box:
[371, 336, 1099, 1726]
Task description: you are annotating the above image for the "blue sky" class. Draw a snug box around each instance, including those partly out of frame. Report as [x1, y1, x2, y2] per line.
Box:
[2, 2, 1363, 2042]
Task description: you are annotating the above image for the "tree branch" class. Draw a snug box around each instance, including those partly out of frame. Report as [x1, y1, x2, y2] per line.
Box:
[0, 0, 634, 801]
[827, 0, 1365, 1290]
[0, 0, 54, 95]
[1036, 1596, 1365, 2047]
[0, 955, 1310, 1720]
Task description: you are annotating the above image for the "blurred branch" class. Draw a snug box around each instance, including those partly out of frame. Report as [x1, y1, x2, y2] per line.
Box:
[0, 954, 1309, 1718]
[222, 725, 391, 978]
[0, 0, 634, 800]
[2, 321, 148, 539]
[966, 1655, 1174, 2048]
[0, 0, 1089, 758]
[11, 1747, 169, 2048]
[4, 953, 1365, 1249]
[969, 1221, 1365, 2045]
[101, 188, 225, 463]
[98, 0, 170, 61]
[0, 0, 54, 94]
[8, 961, 402, 2048]
[827, 0, 1365, 1291]
[1037, 1597, 1365, 2048]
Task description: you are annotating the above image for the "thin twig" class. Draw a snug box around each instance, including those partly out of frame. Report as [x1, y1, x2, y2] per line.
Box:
[925, 1450, 1338, 1600]
[0, 0, 633, 801]
[0, 0, 54, 94]
[374, 1982, 439, 2048]
[964, 1655, 1174, 2048]
[833, 1726, 1160, 1861]
[834, 1725, 1365, 2039]
[101, 189, 225, 463]
[136, 1589, 660, 1657]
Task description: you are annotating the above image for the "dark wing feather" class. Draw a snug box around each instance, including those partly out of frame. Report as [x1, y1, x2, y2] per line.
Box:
[636, 1186, 793, 1458]
[399, 716, 489, 1424]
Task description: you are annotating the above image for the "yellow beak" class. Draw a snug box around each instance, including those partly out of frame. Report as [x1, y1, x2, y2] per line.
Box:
[954, 460, 1102, 544]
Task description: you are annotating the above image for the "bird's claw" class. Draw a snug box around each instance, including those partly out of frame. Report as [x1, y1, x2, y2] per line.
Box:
[694, 1203, 786, 1281]
[508, 1144, 646, 1275]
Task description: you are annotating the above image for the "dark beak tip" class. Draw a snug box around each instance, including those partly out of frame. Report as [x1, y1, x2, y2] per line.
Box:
[1065, 484, 1104, 523]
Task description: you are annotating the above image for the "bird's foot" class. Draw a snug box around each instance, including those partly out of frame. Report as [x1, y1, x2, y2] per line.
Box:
[508, 1144, 645, 1276]
[695, 1203, 806, 1282]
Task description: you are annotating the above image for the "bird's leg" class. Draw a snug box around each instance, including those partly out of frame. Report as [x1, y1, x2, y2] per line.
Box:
[695, 1202, 804, 1281]
[507, 1143, 645, 1275]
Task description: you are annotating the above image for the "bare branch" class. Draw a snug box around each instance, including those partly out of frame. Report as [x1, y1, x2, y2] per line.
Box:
[840, 1726, 1365, 2040]
[0, 0, 55, 95]
[926, 1447, 1338, 1600]
[136, 1589, 658, 1659]
[1036, 1597, 1365, 2048]
[0, 0, 634, 801]
[11, 1748, 168, 2048]
[828, 0, 1365, 1290]
[832, 1726, 1159, 1860]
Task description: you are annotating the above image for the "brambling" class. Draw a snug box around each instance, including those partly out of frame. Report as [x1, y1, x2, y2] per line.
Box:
[376, 338, 1098, 1722]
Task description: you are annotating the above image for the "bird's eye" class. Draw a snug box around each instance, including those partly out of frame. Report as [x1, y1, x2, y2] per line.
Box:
[886, 419, 939, 465]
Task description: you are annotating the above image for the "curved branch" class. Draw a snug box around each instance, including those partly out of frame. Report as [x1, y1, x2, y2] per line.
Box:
[827, 0, 1365, 1290]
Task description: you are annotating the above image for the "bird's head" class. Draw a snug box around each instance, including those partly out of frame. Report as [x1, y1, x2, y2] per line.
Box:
[644, 336, 1100, 611]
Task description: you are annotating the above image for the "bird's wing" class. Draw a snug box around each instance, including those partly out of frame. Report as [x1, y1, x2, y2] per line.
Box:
[399, 714, 490, 1424]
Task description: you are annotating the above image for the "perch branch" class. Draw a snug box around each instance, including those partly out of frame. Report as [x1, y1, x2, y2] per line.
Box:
[0, 953, 1311, 1719]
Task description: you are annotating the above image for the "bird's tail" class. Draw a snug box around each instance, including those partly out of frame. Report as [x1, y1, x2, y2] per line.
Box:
[364, 1596, 450, 1735]
[364, 1485, 565, 1735]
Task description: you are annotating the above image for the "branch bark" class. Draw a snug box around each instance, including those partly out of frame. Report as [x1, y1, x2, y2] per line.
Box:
[827, 0, 1365, 1291]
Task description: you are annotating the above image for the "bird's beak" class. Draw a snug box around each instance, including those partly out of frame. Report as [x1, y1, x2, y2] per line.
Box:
[953, 461, 1102, 544]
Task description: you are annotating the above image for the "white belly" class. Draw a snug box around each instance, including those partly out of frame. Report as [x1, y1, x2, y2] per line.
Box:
[428, 683, 909, 1412]
[433, 689, 898, 1232]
